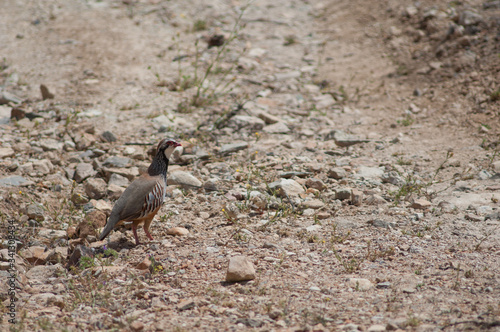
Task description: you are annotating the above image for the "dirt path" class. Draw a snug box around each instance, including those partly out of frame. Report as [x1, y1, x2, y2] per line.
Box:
[1, 0, 499, 331]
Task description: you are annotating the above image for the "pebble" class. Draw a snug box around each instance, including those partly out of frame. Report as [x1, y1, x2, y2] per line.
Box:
[103, 156, 131, 168]
[328, 130, 370, 147]
[305, 178, 326, 191]
[20, 246, 48, 265]
[74, 163, 96, 183]
[168, 171, 202, 188]
[39, 139, 64, 151]
[136, 256, 152, 270]
[228, 115, 265, 131]
[101, 131, 117, 142]
[268, 178, 305, 197]
[167, 227, 189, 236]
[365, 194, 387, 205]
[0, 147, 15, 158]
[108, 173, 130, 187]
[226, 255, 256, 282]
[301, 199, 325, 209]
[346, 278, 373, 291]
[262, 122, 290, 134]
[255, 110, 280, 124]
[351, 188, 363, 206]
[328, 167, 347, 179]
[367, 324, 386, 332]
[26, 264, 65, 279]
[84, 178, 107, 199]
[411, 198, 432, 210]
[219, 142, 249, 155]
[27, 204, 45, 221]
[335, 188, 351, 200]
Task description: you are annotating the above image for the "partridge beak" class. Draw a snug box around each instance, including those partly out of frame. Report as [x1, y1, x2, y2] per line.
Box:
[174, 142, 182, 147]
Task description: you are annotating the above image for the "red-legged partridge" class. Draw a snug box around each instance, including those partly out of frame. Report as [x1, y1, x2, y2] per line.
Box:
[99, 138, 181, 245]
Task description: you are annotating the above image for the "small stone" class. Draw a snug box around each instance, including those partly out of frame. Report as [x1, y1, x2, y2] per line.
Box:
[226, 255, 256, 282]
[335, 188, 352, 200]
[0, 147, 15, 158]
[351, 188, 363, 206]
[314, 94, 335, 109]
[367, 324, 386, 332]
[84, 178, 107, 199]
[219, 142, 249, 155]
[32, 159, 53, 175]
[328, 130, 370, 147]
[0, 175, 33, 187]
[262, 122, 290, 134]
[108, 173, 130, 187]
[101, 131, 117, 143]
[203, 178, 219, 191]
[66, 245, 93, 268]
[38, 228, 67, 242]
[305, 178, 326, 191]
[301, 199, 325, 209]
[103, 156, 130, 168]
[275, 70, 301, 81]
[130, 321, 144, 332]
[177, 299, 196, 311]
[27, 204, 45, 222]
[223, 202, 239, 220]
[20, 246, 48, 265]
[255, 110, 280, 124]
[328, 167, 347, 179]
[74, 163, 96, 183]
[268, 179, 305, 197]
[365, 194, 387, 205]
[228, 115, 265, 131]
[167, 227, 189, 236]
[136, 256, 152, 270]
[411, 198, 431, 210]
[107, 184, 124, 200]
[347, 278, 373, 291]
[465, 214, 483, 222]
[0, 90, 22, 104]
[168, 171, 202, 188]
[377, 281, 392, 289]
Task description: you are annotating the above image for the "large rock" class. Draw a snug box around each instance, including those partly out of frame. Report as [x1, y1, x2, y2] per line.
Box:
[20, 246, 49, 265]
[26, 204, 45, 221]
[0, 175, 33, 187]
[268, 179, 305, 197]
[226, 256, 256, 282]
[26, 264, 65, 279]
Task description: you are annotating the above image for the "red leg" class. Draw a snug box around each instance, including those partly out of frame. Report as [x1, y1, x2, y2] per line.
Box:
[144, 219, 154, 241]
[132, 224, 141, 245]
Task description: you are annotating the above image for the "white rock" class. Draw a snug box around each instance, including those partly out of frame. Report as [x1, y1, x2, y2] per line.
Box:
[226, 256, 256, 282]
[346, 278, 373, 291]
[168, 171, 202, 188]
[0, 147, 15, 158]
[268, 179, 305, 197]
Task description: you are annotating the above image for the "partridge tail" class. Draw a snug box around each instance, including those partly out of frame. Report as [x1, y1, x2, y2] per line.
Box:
[98, 214, 120, 241]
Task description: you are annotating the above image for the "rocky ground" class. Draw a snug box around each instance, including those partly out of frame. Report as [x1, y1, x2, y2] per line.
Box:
[1, 0, 500, 331]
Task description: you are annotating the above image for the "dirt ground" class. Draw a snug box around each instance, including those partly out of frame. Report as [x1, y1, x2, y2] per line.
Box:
[1, 0, 499, 331]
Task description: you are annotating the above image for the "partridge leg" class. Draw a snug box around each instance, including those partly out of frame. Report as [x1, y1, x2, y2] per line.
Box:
[143, 218, 154, 241]
[132, 224, 141, 245]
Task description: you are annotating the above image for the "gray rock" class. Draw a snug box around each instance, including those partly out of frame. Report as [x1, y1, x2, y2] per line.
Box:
[335, 188, 351, 200]
[314, 94, 335, 109]
[38, 228, 67, 241]
[365, 194, 387, 205]
[411, 198, 431, 210]
[203, 178, 219, 192]
[376, 281, 392, 289]
[39, 139, 64, 151]
[219, 142, 249, 155]
[0, 90, 22, 104]
[228, 115, 265, 130]
[274, 70, 301, 81]
[108, 173, 129, 187]
[226, 255, 256, 282]
[328, 167, 347, 179]
[101, 131, 117, 142]
[484, 1, 500, 9]
[268, 179, 305, 197]
[32, 159, 53, 175]
[381, 171, 404, 185]
[27, 204, 45, 222]
[168, 171, 202, 188]
[262, 122, 290, 134]
[0, 175, 33, 187]
[327, 130, 370, 147]
[103, 156, 130, 168]
[74, 163, 96, 183]
[351, 188, 363, 206]
[84, 178, 107, 199]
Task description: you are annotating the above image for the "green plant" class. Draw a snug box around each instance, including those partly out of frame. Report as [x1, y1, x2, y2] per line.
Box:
[193, 19, 207, 32]
[79, 256, 95, 269]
